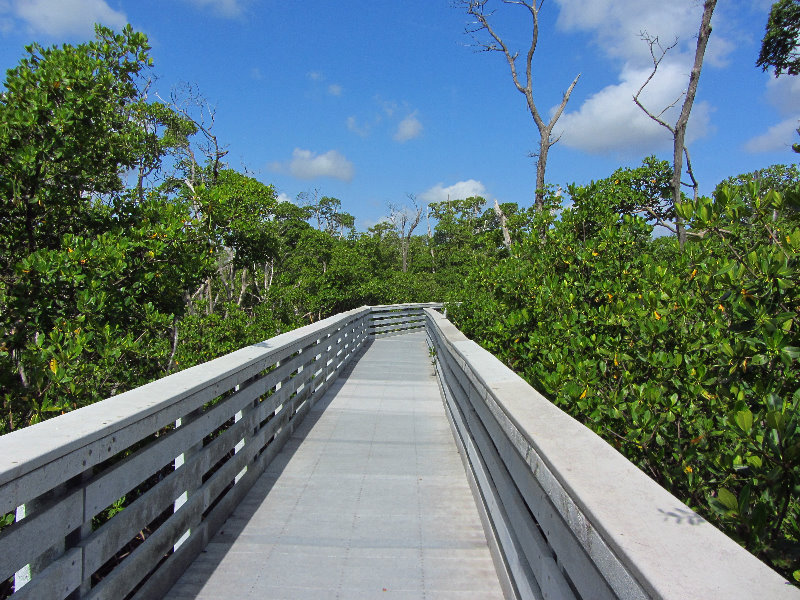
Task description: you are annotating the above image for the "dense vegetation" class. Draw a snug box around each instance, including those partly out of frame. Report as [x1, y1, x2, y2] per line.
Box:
[449, 164, 800, 583]
[0, 24, 798, 584]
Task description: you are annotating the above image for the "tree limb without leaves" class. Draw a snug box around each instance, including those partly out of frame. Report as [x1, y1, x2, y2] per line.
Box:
[389, 197, 423, 273]
[457, 0, 580, 211]
[633, 0, 717, 248]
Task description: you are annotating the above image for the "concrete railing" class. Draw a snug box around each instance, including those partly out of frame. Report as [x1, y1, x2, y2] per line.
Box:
[425, 307, 799, 600]
[0, 307, 372, 600]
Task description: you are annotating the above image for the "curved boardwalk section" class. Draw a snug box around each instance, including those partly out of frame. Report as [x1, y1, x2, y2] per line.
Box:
[166, 331, 505, 599]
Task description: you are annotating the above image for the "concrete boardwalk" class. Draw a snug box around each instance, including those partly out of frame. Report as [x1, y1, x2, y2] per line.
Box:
[166, 331, 505, 600]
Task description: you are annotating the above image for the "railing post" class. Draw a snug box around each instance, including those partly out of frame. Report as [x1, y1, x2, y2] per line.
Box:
[234, 375, 260, 485]
[173, 408, 203, 551]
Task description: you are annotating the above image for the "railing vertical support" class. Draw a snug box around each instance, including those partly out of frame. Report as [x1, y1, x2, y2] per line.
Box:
[234, 375, 259, 486]
[173, 408, 203, 552]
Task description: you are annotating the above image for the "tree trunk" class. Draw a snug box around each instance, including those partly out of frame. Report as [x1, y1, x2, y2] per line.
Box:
[535, 136, 550, 211]
[493, 199, 512, 250]
[673, 0, 716, 248]
[460, 1, 578, 213]
[634, 0, 716, 249]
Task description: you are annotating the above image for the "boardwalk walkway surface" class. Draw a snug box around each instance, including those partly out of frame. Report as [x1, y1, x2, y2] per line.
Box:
[166, 331, 505, 599]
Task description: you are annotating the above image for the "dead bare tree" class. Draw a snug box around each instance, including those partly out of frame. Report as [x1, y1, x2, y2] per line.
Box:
[493, 199, 512, 250]
[426, 205, 436, 273]
[389, 196, 424, 273]
[633, 0, 717, 248]
[458, 0, 580, 211]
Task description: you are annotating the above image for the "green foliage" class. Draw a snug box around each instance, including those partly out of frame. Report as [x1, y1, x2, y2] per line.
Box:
[199, 168, 280, 266]
[715, 164, 800, 198]
[0, 26, 213, 432]
[758, 0, 800, 77]
[590, 156, 674, 225]
[449, 164, 800, 581]
[0, 25, 159, 261]
[7, 22, 797, 584]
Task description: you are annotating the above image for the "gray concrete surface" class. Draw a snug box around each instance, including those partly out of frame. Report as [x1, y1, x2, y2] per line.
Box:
[166, 331, 505, 599]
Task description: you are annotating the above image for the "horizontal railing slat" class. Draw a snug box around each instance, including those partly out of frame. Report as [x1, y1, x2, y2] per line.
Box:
[0, 308, 368, 497]
[9, 547, 82, 600]
[0, 488, 83, 582]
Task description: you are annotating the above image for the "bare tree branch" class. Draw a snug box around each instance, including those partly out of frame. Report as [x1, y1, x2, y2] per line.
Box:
[632, 1, 717, 248]
[633, 33, 681, 132]
[457, 0, 579, 210]
[389, 196, 424, 273]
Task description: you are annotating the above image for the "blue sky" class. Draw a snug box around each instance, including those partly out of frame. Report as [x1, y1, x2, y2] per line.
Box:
[0, 0, 797, 229]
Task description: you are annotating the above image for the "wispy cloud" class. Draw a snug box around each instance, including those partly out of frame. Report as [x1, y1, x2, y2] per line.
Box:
[270, 148, 355, 182]
[419, 179, 488, 204]
[745, 75, 800, 153]
[183, 0, 248, 19]
[379, 97, 399, 118]
[394, 111, 423, 143]
[744, 117, 799, 153]
[307, 71, 343, 96]
[4, 0, 127, 37]
[348, 98, 422, 142]
[346, 116, 371, 138]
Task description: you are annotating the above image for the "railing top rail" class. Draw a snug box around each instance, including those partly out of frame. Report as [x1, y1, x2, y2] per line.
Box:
[368, 302, 443, 311]
[0, 306, 370, 490]
[424, 308, 796, 599]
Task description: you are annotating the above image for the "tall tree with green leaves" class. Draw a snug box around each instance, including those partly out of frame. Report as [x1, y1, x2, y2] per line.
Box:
[757, 0, 800, 153]
[758, 0, 800, 77]
[0, 25, 213, 432]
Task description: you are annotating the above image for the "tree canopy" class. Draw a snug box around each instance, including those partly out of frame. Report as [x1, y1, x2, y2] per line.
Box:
[758, 0, 800, 77]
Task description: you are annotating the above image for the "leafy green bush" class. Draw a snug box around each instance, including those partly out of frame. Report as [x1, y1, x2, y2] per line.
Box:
[449, 171, 800, 581]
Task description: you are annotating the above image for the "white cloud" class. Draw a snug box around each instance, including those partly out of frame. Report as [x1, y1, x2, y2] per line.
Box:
[328, 83, 343, 96]
[419, 179, 488, 204]
[745, 74, 800, 152]
[764, 75, 800, 117]
[183, 0, 246, 18]
[552, 0, 730, 154]
[9, 0, 126, 37]
[270, 148, 354, 182]
[378, 97, 399, 118]
[744, 117, 799, 153]
[556, 62, 713, 155]
[394, 111, 423, 142]
[554, 0, 722, 68]
[276, 192, 294, 204]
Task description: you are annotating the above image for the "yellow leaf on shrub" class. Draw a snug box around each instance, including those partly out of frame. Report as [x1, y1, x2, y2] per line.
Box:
[49, 358, 57, 373]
